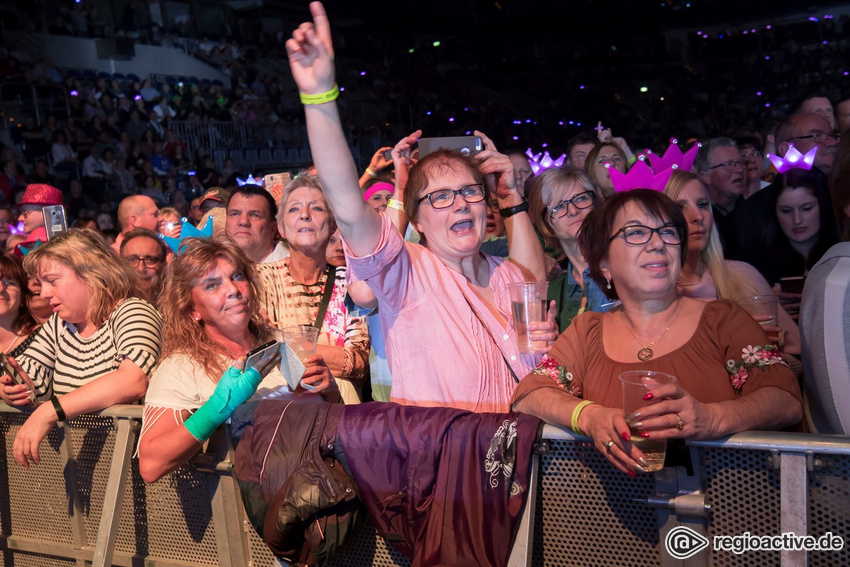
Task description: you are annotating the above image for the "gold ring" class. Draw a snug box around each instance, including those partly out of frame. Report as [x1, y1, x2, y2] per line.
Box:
[605, 440, 615, 453]
[676, 414, 685, 431]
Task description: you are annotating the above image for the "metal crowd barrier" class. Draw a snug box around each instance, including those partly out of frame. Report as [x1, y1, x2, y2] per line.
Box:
[0, 404, 847, 566]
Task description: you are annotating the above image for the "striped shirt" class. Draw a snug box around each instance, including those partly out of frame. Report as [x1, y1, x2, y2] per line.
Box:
[255, 259, 369, 385]
[18, 298, 163, 397]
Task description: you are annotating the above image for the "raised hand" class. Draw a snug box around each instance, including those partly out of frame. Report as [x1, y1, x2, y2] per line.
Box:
[369, 147, 394, 173]
[474, 130, 519, 202]
[285, 2, 336, 95]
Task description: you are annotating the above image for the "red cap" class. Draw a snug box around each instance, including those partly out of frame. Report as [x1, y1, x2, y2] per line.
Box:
[20, 184, 63, 207]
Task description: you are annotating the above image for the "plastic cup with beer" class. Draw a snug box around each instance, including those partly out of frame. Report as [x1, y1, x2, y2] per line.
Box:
[737, 295, 779, 327]
[619, 370, 678, 472]
[507, 281, 549, 354]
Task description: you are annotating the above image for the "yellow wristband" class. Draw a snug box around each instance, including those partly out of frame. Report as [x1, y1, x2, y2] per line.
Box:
[387, 198, 405, 212]
[365, 167, 378, 179]
[299, 84, 340, 105]
[571, 400, 595, 436]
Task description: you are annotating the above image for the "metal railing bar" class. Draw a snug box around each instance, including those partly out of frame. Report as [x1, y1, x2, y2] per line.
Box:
[541, 424, 850, 455]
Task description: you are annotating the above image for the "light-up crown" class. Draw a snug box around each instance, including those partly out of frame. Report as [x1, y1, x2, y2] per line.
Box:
[9, 222, 25, 235]
[767, 146, 817, 173]
[159, 215, 214, 254]
[237, 175, 263, 187]
[647, 138, 701, 172]
[608, 160, 674, 193]
[525, 148, 567, 175]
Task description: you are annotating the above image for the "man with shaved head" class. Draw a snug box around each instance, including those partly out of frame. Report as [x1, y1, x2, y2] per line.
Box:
[113, 195, 160, 252]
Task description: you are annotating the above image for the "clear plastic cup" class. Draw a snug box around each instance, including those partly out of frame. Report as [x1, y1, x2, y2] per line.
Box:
[619, 370, 678, 472]
[737, 295, 779, 327]
[507, 281, 549, 354]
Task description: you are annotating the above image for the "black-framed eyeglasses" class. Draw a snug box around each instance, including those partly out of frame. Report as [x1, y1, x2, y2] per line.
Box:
[740, 150, 763, 159]
[417, 184, 486, 209]
[786, 131, 841, 144]
[546, 191, 595, 219]
[123, 255, 164, 268]
[608, 224, 683, 246]
[706, 159, 747, 171]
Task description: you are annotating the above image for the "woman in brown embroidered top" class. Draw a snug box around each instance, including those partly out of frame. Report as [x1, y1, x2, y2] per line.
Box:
[511, 189, 803, 477]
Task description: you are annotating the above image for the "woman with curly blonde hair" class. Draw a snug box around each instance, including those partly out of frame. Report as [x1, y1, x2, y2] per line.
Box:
[1, 229, 163, 469]
[138, 237, 338, 483]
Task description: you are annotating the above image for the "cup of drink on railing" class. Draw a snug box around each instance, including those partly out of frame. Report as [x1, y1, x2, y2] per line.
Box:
[736, 295, 779, 327]
[508, 281, 549, 354]
[619, 370, 678, 472]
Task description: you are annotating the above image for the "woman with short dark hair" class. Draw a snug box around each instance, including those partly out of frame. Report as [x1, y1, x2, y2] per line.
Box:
[512, 189, 803, 477]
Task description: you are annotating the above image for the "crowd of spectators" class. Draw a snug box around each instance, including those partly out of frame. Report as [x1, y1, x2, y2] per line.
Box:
[0, 1, 848, 564]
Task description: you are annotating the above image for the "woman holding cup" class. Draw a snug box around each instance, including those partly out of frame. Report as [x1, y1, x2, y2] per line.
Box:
[662, 170, 800, 356]
[256, 174, 370, 404]
[285, 2, 555, 413]
[138, 238, 338, 483]
[511, 189, 802, 477]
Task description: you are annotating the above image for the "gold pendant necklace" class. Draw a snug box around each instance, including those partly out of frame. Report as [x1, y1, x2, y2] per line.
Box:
[621, 299, 682, 362]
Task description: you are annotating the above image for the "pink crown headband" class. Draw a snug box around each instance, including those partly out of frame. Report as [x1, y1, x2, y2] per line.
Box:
[525, 148, 567, 175]
[767, 146, 817, 173]
[646, 138, 701, 172]
[607, 159, 675, 193]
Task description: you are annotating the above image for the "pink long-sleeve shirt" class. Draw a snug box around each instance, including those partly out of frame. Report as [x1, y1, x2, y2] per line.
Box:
[346, 214, 540, 412]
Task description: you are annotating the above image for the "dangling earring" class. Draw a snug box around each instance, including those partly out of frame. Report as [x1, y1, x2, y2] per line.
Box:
[606, 278, 612, 290]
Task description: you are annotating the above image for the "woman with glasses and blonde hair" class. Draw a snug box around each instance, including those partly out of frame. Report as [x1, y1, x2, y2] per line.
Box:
[528, 166, 616, 332]
[663, 170, 801, 356]
[285, 3, 554, 412]
[0, 229, 162, 469]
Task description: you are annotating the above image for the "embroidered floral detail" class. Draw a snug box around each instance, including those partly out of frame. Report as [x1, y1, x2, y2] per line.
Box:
[725, 344, 788, 394]
[532, 356, 581, 397]
[484, 419, 519, 491]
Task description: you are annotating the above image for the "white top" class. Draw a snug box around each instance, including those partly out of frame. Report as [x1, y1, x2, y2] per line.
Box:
[144, 353, 321, 411]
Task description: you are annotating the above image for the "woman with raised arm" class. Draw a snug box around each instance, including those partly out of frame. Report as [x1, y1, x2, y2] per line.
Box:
[286, 2, 553, 412]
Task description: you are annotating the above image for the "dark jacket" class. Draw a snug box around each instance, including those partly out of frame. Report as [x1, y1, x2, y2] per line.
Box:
[233, 401, 541, 567]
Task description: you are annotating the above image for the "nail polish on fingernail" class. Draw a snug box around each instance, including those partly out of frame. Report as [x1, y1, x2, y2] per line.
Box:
[621, 431, 631, 441]
[638, 457, 648, 467]
[640, 432, 651, 438]
[633, 422, 643, 429]
[634, 465, 648, 473]
[627, 470, 638, 478]
[642, 392, 654, 401]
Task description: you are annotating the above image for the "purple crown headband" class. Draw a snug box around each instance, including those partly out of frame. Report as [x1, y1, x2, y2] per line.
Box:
[525, 148, 567, 175]
[767, 146, 817, 173]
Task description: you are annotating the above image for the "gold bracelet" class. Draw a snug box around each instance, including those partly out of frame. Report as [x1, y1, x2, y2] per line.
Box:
[387, 198, 405, 212]
[299, 84, 340, 105]
[571, 400, 595, 436]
